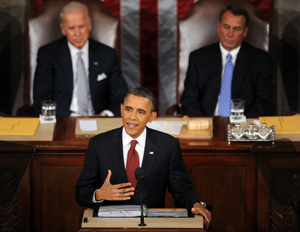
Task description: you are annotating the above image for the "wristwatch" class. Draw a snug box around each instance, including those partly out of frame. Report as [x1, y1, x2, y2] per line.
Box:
[200, 201, 207, 208]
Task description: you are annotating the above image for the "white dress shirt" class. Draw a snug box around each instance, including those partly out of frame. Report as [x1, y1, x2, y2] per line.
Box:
[122, 127, 146, 168]
[214, 42, 241, 115]
[68, 41, 113, 116]
[68, 41, 94, 116]
[92, 127, 147, 203]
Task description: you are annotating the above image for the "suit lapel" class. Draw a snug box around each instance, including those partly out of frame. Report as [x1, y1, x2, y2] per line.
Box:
[209, 44, 223, 114]
[133, 128, 159, 204]
[141, 128, 159, 187]
[108, 127, 127, 183]
[58, 38, 73, 101]
[232, 42, 250, 98]
[88, 39, 103, 103]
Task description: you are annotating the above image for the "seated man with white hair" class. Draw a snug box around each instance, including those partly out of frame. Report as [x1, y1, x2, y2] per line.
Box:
[29, 1, 127, 117]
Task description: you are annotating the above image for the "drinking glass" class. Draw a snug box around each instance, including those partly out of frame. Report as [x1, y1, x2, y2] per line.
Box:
[230, 99, 245, 120]
[41, 100, 56, 120]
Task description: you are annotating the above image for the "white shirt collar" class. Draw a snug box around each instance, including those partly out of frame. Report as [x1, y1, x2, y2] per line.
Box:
[219, 42, 241, 64]
[122, 127, 147, 148]
[67, 40, 89, 58]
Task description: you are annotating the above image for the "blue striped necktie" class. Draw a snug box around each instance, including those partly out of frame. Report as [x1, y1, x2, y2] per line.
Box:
[218, 53, 233, 116]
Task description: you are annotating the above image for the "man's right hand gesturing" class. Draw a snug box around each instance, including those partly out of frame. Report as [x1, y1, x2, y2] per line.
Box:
[95, 169, 135, 201]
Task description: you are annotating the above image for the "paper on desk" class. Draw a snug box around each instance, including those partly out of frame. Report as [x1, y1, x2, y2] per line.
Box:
[259, 116, 300, 134]
[147, 121, 167, 133]
[168, 123, 184, 135]
[79, 119, 98, 131]
[253, 120, 260, 127]
[0, 117, 39, 135]
[147, 208, 188, 217]
[98, 205, 188, 218]
[98, 205, 143, 217]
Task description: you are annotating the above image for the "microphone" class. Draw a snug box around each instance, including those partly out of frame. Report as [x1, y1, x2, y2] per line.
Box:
[135, 167, 146, 226]
[135, 167, 145, 180]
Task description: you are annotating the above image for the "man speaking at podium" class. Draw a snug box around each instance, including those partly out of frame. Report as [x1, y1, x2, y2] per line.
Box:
[75, 87, 212, 227]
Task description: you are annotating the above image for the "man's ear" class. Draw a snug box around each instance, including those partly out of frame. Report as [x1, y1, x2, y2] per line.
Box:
[149, 111, 157, 123]
[60, 23, 66, 35]
[243, 26, 249, 38]
[88, 18, 92, 31]
[216, 21, 221, 33]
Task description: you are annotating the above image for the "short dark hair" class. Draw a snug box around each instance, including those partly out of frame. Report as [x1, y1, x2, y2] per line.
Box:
[124, 87, 156, 112]
[219, 4, 249, 28]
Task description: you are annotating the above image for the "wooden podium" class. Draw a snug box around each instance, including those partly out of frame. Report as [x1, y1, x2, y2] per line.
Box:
[78, 208, 204, 232]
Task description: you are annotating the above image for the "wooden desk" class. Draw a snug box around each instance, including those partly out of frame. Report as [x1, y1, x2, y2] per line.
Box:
[5, 116, 300, 232]
[78, 208, 204, 232]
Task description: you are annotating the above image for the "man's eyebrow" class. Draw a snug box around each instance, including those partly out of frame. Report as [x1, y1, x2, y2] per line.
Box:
[125, 106, 147, 113]
[223, 23, 242, 30]
[138, 108, 146, 113]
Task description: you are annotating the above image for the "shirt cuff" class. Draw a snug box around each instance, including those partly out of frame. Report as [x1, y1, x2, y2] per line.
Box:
[100, 110, 114, 117]
[92, 189, 104, 203]
[200, 201, 207, 208]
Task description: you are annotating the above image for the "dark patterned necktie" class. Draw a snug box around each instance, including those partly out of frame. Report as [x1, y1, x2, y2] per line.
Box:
[126, 140, 139, 188]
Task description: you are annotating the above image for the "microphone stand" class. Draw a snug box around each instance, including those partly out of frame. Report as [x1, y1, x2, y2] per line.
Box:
[138, 178, 146, 226]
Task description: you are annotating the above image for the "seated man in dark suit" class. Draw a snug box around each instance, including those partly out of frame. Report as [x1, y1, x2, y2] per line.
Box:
[75, 87, 212, 228]
[180, 4, 273, 117]
[29, 1, 127, 117]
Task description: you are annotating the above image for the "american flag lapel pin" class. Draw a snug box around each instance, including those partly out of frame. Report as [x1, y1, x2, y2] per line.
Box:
[94, 62, 98, 65]
[149, 151, 154, 154]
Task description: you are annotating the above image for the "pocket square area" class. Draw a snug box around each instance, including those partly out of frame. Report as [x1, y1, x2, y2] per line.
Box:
[97, 73, 107, 81]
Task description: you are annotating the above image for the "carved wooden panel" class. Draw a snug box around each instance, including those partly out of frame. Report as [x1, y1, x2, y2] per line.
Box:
[0, 168, 19, 232]
[42, 166, 86, 232]
[187, 166, 246, 232]
[0, 166, 30, 232]
[166, 160, 255, 232]
[269, 168, 300, 232]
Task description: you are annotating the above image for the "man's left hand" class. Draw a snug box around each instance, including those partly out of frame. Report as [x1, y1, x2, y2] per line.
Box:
[191, 202, 211, 230]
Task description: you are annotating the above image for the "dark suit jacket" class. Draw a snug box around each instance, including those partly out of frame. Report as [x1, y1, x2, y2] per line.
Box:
[29, 37, 128, 116]
[180, 42, 273, 117]
[75, 127, 211, 211]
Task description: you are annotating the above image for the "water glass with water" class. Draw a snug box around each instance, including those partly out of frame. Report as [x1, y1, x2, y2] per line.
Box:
[230, 99, 245, 119]
[41, 100, 56, 120]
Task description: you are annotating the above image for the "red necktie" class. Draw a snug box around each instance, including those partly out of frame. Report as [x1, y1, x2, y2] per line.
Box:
[126, 140, 139, 188]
